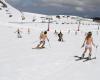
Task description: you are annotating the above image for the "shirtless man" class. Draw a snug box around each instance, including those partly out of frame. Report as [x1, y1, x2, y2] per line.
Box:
[81, 32, 95, 59]
[37, 31, 49, 48]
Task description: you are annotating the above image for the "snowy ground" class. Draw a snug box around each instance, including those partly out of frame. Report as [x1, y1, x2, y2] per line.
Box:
[0, 21, 100, 80]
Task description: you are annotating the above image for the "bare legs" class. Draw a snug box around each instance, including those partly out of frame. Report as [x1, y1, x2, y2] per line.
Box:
[37, 41, 45, 48]
[81, 47, 92, 59]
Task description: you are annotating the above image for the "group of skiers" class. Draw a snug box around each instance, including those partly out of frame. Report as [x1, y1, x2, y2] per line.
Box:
[15, 28, 31, 38]
[54, 30, 63, 41]
[15, 27, 97, 60]
[37, 30, 97, 60]
[32, 30, 63, 49]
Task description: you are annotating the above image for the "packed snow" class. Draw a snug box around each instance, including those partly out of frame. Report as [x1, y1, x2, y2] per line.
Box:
[0, 0, 100, 80]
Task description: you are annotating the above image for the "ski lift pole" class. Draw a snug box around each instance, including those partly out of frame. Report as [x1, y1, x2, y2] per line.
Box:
[47, 18, 50, 31]
[95, 44, 99, 56]
[77, 19, 81, 31]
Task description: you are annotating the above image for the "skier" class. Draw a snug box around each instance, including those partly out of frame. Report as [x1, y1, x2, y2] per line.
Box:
[21, 12, 25, 20]
[58, 31, 63, 42]
[15, 28, 22, 38]
[98, 26, 99, 30]
[75, 31, 77, 35]
[81, 32, 95, 60]
[54, 30, 58, 35]
[68, 29, 70, 34]
[28, 28, 30, 34]
[36, 31, 49, 48]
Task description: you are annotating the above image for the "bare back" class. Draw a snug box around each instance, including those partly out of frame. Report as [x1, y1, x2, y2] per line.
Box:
[85, 37, 93, 45]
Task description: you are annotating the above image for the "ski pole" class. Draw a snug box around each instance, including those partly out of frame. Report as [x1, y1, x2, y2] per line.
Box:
[94, 45, 99, 58]
[48, 40, 51, 48]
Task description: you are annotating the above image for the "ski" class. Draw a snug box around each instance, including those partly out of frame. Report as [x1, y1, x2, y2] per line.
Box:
[32, 47, 45, 49]
[83, 57, 96, 62]
[74, 56, 88, 61]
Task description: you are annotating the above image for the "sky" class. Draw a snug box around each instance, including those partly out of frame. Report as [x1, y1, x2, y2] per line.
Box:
[6, 0, 100, 17]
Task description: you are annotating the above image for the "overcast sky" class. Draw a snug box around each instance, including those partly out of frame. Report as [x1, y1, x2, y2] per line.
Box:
[6, 0, 100, 17]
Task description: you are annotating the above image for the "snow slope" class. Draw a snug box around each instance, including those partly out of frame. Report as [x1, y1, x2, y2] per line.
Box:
[0, 0, 46, 23]
[0, 0, 22, 22]
[0, 0, 100, 80]
[0, 20, 100, 80]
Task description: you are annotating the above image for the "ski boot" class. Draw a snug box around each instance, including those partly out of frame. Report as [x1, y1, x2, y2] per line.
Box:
[81, 54, 85, 59]
[87, 54, 91, 60]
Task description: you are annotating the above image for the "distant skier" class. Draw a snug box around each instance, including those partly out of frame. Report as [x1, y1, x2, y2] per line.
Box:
[54, 30, 58, 35]
[97, 26, 99, 35]
[28, 28, 30, 34]
[21, 12, 25, 20]
[81, 32, 95, 60]
[75, 31, 77, 35]
[36, 31, 49, 48]
[98, 26, 99, 30]
[68, 30, 70, 34]
[15, 28, 22, 38]
[58, 31, 63, 42]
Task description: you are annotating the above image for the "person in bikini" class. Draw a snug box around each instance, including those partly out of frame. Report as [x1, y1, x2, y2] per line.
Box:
[81, 32, 95, 59]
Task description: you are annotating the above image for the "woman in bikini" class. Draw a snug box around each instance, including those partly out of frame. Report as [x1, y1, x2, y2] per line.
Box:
[81, 32, 95, 59]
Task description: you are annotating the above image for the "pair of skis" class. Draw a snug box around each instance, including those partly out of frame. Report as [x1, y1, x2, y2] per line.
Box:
[74, 56, 96, 62]
[32, 47, 45, 49]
